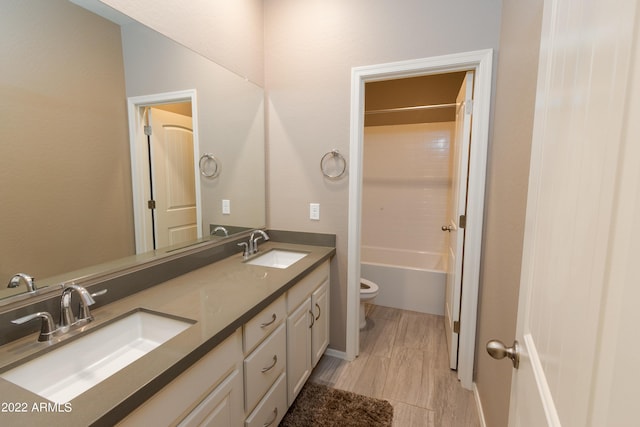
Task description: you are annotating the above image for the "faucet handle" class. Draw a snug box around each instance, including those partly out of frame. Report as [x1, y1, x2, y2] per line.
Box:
[11, 312, 56, 342]
[78, 289, 107, 322]
[237, 242, 250, 259]
[90, 289, 108, 299]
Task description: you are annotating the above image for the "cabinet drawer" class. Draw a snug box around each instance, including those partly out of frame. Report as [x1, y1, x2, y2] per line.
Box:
[244, 323, 286, 413]
[243, 295, 285, 354]
[287, 260, 329, 313]
[245, 373, 286, 427]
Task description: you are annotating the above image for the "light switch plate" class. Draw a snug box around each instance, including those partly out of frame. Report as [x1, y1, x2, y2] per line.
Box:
[222, 199, 231, 215]
[310, 203, 320, 220]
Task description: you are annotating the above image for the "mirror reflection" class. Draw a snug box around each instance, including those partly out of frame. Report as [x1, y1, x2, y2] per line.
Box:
[0, 0, 265, 302]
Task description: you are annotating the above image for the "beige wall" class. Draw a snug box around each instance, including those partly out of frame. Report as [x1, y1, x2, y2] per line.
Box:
[120, 23, 266, 237]
[264, 0, 502, 353]
[0, 0, 134, 283]
[101, 0, 264, 86]
[362, 123, 454, 255]
[474, 0, 544, 425]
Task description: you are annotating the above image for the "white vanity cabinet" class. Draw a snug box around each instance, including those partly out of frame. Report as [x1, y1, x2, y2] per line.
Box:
[119, 330, 244, 427]
[117, 258, 331, 427]
[286, 261, 330, 405]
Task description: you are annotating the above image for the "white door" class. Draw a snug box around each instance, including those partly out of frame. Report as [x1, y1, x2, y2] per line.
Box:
[494, 0, 640, 425]
[149, 107, 197, 249]
[444, 71, 473, 370]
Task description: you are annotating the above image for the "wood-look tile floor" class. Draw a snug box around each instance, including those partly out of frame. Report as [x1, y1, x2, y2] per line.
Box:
[309, 304, 481, 427]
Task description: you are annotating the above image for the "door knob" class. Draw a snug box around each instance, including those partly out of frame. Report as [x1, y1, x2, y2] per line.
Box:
[441, 225, 453, 232]
[486, 339, 520, 369]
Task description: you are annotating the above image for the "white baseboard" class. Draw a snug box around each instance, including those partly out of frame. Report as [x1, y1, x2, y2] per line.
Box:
[473, 382, 487, 427]
[323, 347, 350, 361]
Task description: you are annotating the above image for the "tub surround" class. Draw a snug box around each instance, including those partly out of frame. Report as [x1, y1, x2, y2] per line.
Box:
[361, 246, 446, 315]
[0, 238, 335, 426]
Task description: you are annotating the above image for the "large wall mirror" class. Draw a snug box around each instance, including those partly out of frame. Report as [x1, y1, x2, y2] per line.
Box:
[0, 0, 265, 303]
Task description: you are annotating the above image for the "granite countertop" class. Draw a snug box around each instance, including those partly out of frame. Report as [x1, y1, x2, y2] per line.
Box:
[0, 241, 335, 426]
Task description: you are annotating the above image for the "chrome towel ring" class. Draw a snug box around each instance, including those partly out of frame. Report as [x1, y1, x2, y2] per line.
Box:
[320, 149, 346, 179]
[199, 153, 220, 178]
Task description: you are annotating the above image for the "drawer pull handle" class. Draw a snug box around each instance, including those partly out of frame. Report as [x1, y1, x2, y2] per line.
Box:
[261, 355, 278, 373]
[315, 303, 321, 320]
[260, 313, 277, 328]
[309, 310, 315, 328]
[263, 407, 278, 427]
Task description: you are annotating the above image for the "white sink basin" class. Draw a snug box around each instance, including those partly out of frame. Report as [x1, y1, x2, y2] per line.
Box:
[246, 249, 308, 269]
[1, 310, 193, 403]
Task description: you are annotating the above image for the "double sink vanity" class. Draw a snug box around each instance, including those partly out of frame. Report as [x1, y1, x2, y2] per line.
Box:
[0, 232, 335, 426]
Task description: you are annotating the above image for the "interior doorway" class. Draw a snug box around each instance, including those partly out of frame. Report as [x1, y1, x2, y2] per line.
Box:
[347, 50, 493, 390]
[127, 90, 203, 254]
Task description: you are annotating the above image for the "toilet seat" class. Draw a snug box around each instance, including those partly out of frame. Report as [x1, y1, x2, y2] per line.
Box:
[360, 278, 379, 295]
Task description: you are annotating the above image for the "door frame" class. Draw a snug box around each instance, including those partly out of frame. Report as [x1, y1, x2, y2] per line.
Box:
[127, 89, 203, 254]
[346, 49, 493, 389]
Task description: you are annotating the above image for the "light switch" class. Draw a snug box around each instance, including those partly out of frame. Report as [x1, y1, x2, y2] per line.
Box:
[222, 199, 231, 215]
[310, 203, 320, 220]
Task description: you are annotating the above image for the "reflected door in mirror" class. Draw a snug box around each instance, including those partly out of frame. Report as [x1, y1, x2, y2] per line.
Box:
[149, 108, 197, 249]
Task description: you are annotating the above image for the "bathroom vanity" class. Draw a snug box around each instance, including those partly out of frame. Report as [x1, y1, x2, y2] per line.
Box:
[0, 238, 334, 426]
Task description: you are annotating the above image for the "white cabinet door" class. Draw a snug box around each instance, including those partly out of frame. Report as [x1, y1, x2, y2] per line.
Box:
[178, 369, 243, 427]
[286, 298, 312, 405]
[311, 279, 329, 367]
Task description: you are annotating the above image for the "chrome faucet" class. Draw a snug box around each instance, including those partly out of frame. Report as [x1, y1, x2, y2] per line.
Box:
[60, 284, 96, 329]
[212, 226, 229, 236]
[238, 230, 270, 259]
[249, 230, 269, 254]
[10, 284, 107, 342]
[7, 273, 36, 293]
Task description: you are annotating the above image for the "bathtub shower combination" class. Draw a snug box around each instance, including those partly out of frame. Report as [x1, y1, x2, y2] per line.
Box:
[360, 246, 446, 316]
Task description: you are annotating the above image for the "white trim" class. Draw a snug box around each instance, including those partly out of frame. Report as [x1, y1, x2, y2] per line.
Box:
[322, 347, 348, 360]
[347, 49, 494, 388]
[127, 89, 203, 254]
[473, 382, 488, 427]
[524, 333, 561, 426]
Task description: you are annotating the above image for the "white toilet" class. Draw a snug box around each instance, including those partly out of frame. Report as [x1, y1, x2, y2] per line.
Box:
[360, 278, 380, 329]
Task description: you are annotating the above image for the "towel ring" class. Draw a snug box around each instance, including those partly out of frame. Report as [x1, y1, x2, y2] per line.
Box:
[199, 153, 220, 178]
[320, 149, 347, 179]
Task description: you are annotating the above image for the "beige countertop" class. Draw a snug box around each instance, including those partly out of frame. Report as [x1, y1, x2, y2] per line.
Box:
[0, 242, 335, 426]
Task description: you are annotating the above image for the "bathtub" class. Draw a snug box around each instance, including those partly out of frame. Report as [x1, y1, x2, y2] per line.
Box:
[360, 246, 446, 316]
